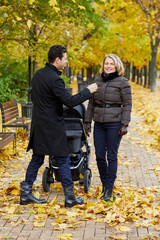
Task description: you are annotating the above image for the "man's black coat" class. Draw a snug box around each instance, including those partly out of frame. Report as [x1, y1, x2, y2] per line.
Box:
[27, 63, 91, 157]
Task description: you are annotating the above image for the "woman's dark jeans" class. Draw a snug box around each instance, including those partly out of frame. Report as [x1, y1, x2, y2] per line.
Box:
[94, 122, 122, 191]
[25, 154, 73, 187]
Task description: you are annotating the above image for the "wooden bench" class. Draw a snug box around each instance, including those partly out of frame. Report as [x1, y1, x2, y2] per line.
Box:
[0, 100, 31, 135]
[0, 132, 16, 154]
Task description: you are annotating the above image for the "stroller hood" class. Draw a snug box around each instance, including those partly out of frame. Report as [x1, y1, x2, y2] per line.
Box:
[63, 103, 86, 122]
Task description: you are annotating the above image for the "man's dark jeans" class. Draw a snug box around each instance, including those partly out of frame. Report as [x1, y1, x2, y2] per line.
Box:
[25, 154, 44, 185]
[25, 154, 73, 187]
[94, 122, 122, 191]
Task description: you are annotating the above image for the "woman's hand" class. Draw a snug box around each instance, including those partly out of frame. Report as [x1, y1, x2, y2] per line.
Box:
[118, 124, 128, 136]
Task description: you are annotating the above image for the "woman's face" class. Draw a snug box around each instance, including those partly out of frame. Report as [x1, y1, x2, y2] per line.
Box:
[103, 57, 116, 74]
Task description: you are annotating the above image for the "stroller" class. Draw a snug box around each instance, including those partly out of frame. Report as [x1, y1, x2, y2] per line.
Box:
[42, 103, 92, 193]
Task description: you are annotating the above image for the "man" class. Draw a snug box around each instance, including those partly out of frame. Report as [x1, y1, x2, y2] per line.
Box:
[20, 45, 98, 207]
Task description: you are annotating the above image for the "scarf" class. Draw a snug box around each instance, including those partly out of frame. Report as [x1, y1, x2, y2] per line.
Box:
[101, 71, 119, 82]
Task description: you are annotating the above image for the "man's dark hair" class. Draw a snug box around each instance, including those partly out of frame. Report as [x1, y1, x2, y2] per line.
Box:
[48, 45, 67, 63]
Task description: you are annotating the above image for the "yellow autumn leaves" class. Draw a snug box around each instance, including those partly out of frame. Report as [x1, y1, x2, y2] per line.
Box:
[131, 81, 160, 153]
[0, 81, 160, 240]
[1, 182, 160, 231]
[57, 233, 73, 240]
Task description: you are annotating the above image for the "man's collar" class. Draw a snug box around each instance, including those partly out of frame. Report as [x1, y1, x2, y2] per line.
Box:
[46, 63, 62, 75]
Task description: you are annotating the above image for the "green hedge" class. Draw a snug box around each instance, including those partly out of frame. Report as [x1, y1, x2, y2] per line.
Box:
[0, 58, 70, 104]
[0, 58, 28, 103]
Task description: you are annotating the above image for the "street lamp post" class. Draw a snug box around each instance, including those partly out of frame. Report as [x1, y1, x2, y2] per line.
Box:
[22, 28, 33, 118]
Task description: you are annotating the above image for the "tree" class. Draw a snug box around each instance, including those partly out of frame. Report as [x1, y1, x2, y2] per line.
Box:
[0, 0, 105, 65]
[0, 0, 105, 102]
[133, 0, 160, 92]
[97, 1, 151, 65]
[79, 0, 151, 77]
[91, 0, 160, 89]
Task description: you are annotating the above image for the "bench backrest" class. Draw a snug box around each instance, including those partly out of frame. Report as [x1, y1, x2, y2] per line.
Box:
[0, 100, 19, 124]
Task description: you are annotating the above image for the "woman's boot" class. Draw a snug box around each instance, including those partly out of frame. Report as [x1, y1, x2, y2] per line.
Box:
[103, 189, 112, 201]
[63, 184, 84, 208]
[20, 181, 47, 205]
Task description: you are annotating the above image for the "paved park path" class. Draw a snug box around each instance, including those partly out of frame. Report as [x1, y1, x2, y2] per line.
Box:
[0, 107, 159, 240]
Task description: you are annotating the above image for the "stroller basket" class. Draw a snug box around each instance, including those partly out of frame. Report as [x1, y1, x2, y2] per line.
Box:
[50, 153, 85, 182]
[51, 155, 85, 170]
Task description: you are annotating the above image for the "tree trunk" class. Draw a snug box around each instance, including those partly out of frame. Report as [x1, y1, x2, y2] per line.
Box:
[132, 65, 136, 82]
[66, 63, 69, 78]
[148, 62, 151, 88]
[63, 67, 67, 76]
[32, 25, 37, 75]
[149, 50, 157, 92]
[144, 66, 147, 88]
[149, 37, 159, 92]
[82, 68, 84, 81]
[125, 62, 130, 79]
[87, 67, 92, 84]
[136, 69, 140, 84]
[27, 26, 34, 105]
[69, 67, 72, 78]
[33, 59, 37, 75]
[140, 68, 143, 85]
[92, 67, 96, 80]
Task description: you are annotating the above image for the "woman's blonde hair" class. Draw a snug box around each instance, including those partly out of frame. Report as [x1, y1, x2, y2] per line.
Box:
[100, 54, 125, 76]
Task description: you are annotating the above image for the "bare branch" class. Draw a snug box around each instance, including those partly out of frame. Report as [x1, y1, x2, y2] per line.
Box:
[134, 0, 152, 17]
[38, 24, 45, 37]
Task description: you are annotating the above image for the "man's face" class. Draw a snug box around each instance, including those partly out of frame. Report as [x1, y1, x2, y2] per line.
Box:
[57, 53, 68, 70]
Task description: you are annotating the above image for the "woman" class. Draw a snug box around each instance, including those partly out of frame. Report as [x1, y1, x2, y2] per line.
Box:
[85, 54, 132, 201]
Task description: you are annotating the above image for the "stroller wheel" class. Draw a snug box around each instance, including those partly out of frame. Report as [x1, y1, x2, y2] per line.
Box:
[42, 167, 54, 192]
[84, 169, 92, 193]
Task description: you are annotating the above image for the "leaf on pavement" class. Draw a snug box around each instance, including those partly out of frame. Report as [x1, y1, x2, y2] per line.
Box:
[56, 233, 73, 240]
[119, 226, 131, 232]
[33, 221, 45, 227]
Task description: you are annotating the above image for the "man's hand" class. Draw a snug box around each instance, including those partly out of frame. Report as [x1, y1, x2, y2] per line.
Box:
[85, 123, 91, 137]
[118, 124, 128, 136]
[87, 83, 98, 93]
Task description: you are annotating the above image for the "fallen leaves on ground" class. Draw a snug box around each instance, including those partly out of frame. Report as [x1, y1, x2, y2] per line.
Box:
[110, 235, 127, 240]
[56, 233, 73, 240]
[0, 82, 160, 239]
[0, 182, 159, 233]
[131, 81, 160, 154]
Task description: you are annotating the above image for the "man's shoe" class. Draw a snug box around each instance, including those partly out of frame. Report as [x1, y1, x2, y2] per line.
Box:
[63, 184, 84, 208]
[20, 181, 47, 205]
